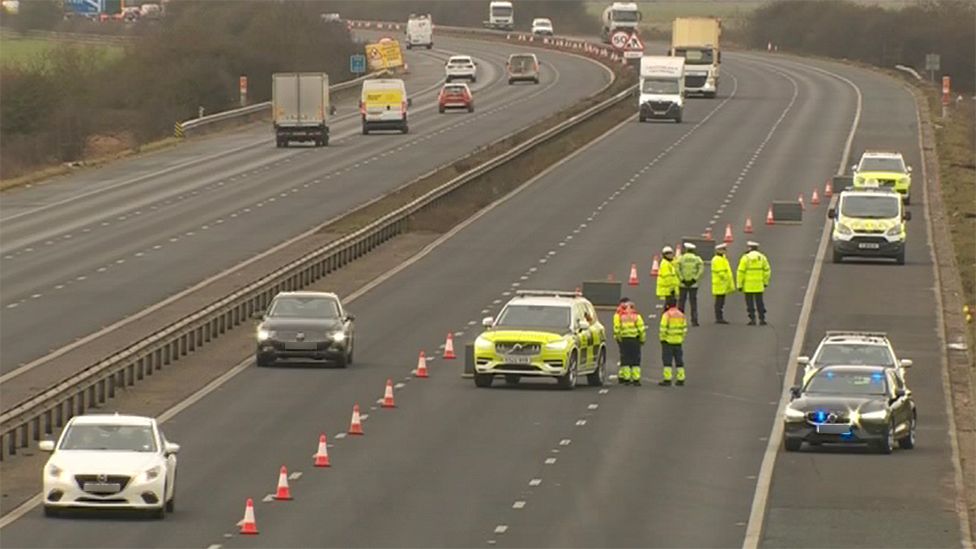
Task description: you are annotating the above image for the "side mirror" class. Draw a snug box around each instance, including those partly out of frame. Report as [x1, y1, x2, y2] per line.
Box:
[789, 386, 801, 399]
[164, 442, 181, 455]
[346, 314, 356, 322]
[899, 359, 913, 368]
[827, 208, 836, 219]
[903, 210, 912, 221]
[907, 166, 912, 173]
[797, 356, 810, 366]
[850, 164, 857, 173]
[482, 316, 494, 328]
[578, 320, 590, 331]
[39, 440, 55, 452]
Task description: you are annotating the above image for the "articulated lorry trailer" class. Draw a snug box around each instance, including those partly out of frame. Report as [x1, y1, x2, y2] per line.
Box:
[272, 72, 331, 148]
[670, 17, 721, 98]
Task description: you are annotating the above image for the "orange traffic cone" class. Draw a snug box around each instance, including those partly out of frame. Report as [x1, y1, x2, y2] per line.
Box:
[443, 333, 456, 359]
[650, 255, 660, 277]
[313, 434, 330, 467]
[274, 465, 293, 501]
[382, 378, 396, 408]
[766, 205, 775, 225]
[798, 193, 806, 210]
[348, 403, 365, 434]
[723, 224, 734, 243]
[703, 226, 713, 240]
[239, 498, 259, 535]
[628, 263, 639, 286]
[744, 216, 754, 234]
[415, 351, 429, 378]
[825, 179, 833, 198]
[811, 188, 821, 205]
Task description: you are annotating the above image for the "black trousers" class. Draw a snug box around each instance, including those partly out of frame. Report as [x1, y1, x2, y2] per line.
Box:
[714, 294, 726, 320]
[661, 342, 684, 367]
[745, 292, 766, 320]
[618, 338, 642, 367]
[678, 286, 698, 323]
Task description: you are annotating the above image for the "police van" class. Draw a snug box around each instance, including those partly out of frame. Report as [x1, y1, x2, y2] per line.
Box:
[827, 185, 911, 264]
[405, 13, 433, 50]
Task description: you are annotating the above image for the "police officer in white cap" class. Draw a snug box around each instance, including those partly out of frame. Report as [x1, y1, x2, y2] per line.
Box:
[676, 242, 704, 326]
[711, 243, 735, 324]
[736, 241, 771, 325]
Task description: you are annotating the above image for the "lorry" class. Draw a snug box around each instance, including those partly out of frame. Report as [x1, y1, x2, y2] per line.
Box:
[272, 73, 331, 148]
[670, 17, 721, 98]
[601, 2, 641, 43]
[638, 56, 685, 123]
[484, 1, 514, 31]
[405, 13, 433, 50]
[64, 0, 122, 18]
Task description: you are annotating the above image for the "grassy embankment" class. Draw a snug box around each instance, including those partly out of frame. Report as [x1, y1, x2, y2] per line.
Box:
[0, 35, 123, 67]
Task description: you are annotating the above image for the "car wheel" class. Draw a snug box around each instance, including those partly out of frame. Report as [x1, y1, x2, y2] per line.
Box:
[165, 491, 175, 513]
[898, 414, 917, 449]
[783, 437, 802, 452]
[508, 79, 514, 85]
[878, 421, 895, 454]
[504, 374, 521, 385]
[587, 347, 607, 387]
[896, 248, 906, 265]
[468, 105, 474, 113]
[362, 125, 369, 135]
[439, 106, 445, 114]
[334, 354, 348, 369]
[832, 248, 843, 264]
[675, 114, 682, 123]
[904, 193, 911, 205]
[402, 124, 409, 134]
[426, 43, 432, 50]
[639, 113, 646, 123]
[346, 344, 354, 366]
[474, 373, 493, 388]
[533, 77, 540, 84]
[43, 505, 59, 518]
[322, 135, 329, 147]
[256, 354, 274, 368]
[557, 353, 578, 390]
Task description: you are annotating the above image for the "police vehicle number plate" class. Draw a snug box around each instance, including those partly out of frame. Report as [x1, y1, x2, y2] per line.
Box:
[83, 482, 121, 493]
[815, 424, 852, 435]
[503, 355, 532, 365]
[858, 243, 881, 249]
[286, 342, 317, 350]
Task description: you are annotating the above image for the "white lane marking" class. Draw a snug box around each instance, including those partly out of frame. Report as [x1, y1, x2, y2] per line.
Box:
[494, 525, 508, 534]
[335, 433, 347, 439]
[262, 494, 274, 503]
[742, 56, 863, 549]
[512, 501, 526, 509]
[576, 419, 587, 426]
[545, 457, 557, 465]
[207, 545, 222, 549]
[529, 479, 542, 487]
[288, 472, 303, 480]
[587, 403, 598, 410]
[598, 389, 609, 395]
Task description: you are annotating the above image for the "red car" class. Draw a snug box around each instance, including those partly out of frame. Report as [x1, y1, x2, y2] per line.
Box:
[438, 83, 474, 113]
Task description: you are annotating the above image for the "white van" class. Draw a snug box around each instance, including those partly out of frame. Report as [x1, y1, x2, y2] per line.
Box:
[360, 79, 411, 135]
[405, 13, 433, 50]
[638, 56, 685, 123]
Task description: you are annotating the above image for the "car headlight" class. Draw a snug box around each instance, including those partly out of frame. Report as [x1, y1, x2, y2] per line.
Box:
[836, 223, 853, 236]
[545, 339, 569, 351]
[899, 176, 910, 185]
[331, 331, 346, 342]
[784, 407, 806, 420]
[475, 337, 493, 350]
[858, 409, 889, 421]
[886, 224, 902, 237]
[144, 465, 162, 481]
[257, 328, 273, 341]
[47, 464, 63, 478]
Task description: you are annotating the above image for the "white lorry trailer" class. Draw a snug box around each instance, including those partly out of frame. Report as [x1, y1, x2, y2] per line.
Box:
[670, 17, 721, 98]
[601, 2, 641, 43]
[484, 1, 514, 31]
[638, 56, 685, 123]
[272, 72, 331, 147]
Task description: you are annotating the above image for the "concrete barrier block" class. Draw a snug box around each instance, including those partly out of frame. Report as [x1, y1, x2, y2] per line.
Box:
[681, 236, 716, 261]
[832, 175, 854, 193]
[463, 343, 474, 378]
[582, 280, 621, 308]
[772, 201, 803, 224]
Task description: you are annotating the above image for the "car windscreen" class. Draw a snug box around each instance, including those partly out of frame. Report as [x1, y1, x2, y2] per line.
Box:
[443, 85, 467, 94]
[805, 370, 887, 396]
[492, 6, 513, 16]
[612, 9, 639, 22]
[60, 424, 157, 452]
[814, 344, 895, 367]
[534, 20, 551, 27]
[449, 58, 473, 66]
[269, 297, 339, 319]
[642, 78, 679, 94]
[495, 305, 570, 330]
[675, 48, 714, 65]
[859, 157, 904, 172]
[840, 196, 900, 219]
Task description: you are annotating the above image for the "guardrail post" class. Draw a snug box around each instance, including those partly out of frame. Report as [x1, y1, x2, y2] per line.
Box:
[76, 390, 85, 415]
[19, 423, 28, 451]
[55, 401, 64, 428]
[87, 385, 96, 409]
[98, 378, 106, 404]
[31, 416, 41, 442]
[44, 409, 53, 436]
[7, 431, 16, 458]
[109, 372, 117, 398]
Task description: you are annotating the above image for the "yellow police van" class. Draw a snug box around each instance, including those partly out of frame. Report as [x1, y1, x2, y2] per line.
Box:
[828, 185, 911, 264]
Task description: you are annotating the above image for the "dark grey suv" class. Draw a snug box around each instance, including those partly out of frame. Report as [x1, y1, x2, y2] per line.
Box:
[255, 292, 355, 368]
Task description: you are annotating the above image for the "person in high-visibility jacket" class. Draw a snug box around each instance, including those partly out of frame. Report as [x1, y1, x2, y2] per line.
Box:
[677, 242, 704, 326]
[658, 300, 688, 386]
[711, 243, 736, 324]
[613, 298, 646, 386]
[655, 246, 679, 307]
[736, 240, 771, 325]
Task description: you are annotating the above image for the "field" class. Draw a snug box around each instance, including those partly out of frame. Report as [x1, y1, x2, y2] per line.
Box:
[0, 35, 123, 68]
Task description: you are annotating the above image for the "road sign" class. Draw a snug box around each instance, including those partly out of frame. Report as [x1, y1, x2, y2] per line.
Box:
[610, 30, 629, 51]
[925, 53, 940, 71]
[624, 32, 644, 53]
[350, 54, 366, 75]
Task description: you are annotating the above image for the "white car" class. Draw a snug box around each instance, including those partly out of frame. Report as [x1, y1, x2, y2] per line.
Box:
[531, 17, 554, 36]
[798, 331, 912, 385]
[445, 55, 477, 82]
[40, 414, 179, 518]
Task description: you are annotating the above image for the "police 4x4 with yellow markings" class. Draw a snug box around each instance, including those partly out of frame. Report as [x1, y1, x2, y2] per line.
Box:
[851, 150, 913, 204]
[828, 186, 911, 264]
[473, 291, 607, 389]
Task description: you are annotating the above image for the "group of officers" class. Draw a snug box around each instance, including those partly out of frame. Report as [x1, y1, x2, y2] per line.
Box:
[612, 241, 772, 386]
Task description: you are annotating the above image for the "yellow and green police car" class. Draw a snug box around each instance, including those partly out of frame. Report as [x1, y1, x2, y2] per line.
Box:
[473, 290, 607, 389]
[828, 186, 911, 264]
[851, 151, 913, 204]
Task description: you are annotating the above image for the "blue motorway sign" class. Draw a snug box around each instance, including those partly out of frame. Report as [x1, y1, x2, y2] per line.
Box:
[350, 54, 367, 75]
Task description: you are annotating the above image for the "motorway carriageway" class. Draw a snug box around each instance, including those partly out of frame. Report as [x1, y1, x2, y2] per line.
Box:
[0, 31, 612, 396]
[0, 48, 966, 548]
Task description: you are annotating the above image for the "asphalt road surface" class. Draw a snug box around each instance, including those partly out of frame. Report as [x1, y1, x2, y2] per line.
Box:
[0, 32, 612, 373]
[0, 48, 963, 548]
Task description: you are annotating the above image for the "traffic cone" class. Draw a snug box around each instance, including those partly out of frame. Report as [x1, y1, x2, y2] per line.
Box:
[628, 263, 639, 286]
[825, 179, 833, 198]
[703, 226, 713, 240]
[239, 498, 259, 535]
[723, 224, 734, 243]
[313, 434, 330, 467]
[348, 403, 365, 434]
[766, 205, 775, 225]
[650, 255, 660, 277]
[415, 351, 429, 378]
[274, 465, 293, 501]
[744, 216, 754, 234]
[443, 333, 456, 359]
[811, 188, 821, 205]
[798, 193, 806, 210]
[382, 378, 396, 408]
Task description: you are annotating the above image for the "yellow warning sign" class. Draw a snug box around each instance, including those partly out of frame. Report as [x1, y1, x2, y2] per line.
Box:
[364, 40, 404, 71]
